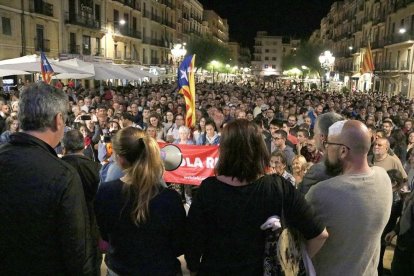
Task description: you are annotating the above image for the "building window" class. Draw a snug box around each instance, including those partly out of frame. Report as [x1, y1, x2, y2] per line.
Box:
[2, 17, 11, 35]
[265, 49, 269, 53]
[272, 57, 277, 61]
[82, 35, 91, 55]
[265, 57, 269, 60]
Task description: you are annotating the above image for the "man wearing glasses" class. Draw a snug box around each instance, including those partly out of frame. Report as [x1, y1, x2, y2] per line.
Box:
[299, 112, 344, 194]
[306, 120, 392, 276]
[271, 129, 295, 168]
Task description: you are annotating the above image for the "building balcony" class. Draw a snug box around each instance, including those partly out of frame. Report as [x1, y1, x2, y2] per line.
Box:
[30, 0, 53, 17]
[82, 45, 91, 55]
[374, 63, 383, 71]
[115, 26, 142, 39]
[400, 63, 410, 71]
[394, 0, 414, 12]
[151, 38, 164, 47]
[151, 14, 162, 24]
[150, 58, 160, 65]
[160, 0, 175, 9]
[65, 13, 101, 30]
[68, 44, 80, 54]
[162, 20, 176, 29]
[183, 29, 202, 36]
[371, 40, 385, 49]
[143, 10, 150, 18]
[142, 36, 151, 44]
[34, 38, 50, 52]
[385, 32, 414, 45]
[354, 23, 362, 32]
[373, 14, 386, 25]
[95, 48, 104, 56]
[113, 0, 141, 10]
[383, 62, 399, 70]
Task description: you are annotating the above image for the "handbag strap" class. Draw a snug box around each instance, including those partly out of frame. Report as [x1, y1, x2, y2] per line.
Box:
[272, 174, 286, 229]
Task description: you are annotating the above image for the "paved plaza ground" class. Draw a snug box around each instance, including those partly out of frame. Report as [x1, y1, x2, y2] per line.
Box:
[100, 242, 396, 275]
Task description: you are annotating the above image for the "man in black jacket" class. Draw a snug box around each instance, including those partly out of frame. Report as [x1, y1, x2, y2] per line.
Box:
[0, 83, 92, 275]
[62, 129, 102, 275]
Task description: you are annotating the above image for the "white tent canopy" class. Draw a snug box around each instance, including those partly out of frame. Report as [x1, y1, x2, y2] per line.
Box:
[0, 55, 90, 75]
[54, 58, 95, 79]
[122, 65, 158, 80]
[92, 63, 142, 80]
[0, 55, 160, 81]
[0, 69, 31, 77]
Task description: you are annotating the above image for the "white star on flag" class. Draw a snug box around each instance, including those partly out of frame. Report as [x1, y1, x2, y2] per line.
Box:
[180, 69, 188, 82]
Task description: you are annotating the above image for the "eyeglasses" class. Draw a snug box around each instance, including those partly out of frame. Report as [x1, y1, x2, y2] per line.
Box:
[273, 137, 283, 140]
[323, 141, 350, 150]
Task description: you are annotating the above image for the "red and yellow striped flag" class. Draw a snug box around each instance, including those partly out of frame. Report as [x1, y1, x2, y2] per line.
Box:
[360, 42, 375, 73]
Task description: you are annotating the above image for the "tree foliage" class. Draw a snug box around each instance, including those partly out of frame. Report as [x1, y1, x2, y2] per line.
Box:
[282, 41, 325, 76]
[186, 35, 232, 70]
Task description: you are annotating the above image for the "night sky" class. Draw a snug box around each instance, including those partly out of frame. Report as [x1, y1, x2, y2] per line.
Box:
[200, 0, 337, 48]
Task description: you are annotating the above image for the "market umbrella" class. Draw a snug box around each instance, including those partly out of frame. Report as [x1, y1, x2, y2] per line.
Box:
[54, 58, 95, 79]
[0, 55, 90, 75]
[92, 63, 141, 80]
[0, 69, 31, 77]
[122, 65, 158, 80]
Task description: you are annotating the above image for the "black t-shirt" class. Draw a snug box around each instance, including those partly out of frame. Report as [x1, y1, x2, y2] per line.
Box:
[95, 179, 186, 275]
[185, 175, 324, 275]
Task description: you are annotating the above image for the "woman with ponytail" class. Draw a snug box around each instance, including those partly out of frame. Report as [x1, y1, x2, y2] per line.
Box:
[95, 127, 186, 276]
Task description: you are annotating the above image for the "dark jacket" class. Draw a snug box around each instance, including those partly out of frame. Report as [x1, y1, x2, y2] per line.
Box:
[61, 154, 101, 204]
[0, 133, 92, 275]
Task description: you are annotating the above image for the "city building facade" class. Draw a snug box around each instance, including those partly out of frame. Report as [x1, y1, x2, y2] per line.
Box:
[203, 10, 229, 44]
[0, 0, 230, 70]
[311, 0, 414, 97]
[252, 31, 301, 77]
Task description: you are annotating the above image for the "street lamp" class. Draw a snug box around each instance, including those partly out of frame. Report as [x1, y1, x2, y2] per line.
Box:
[105, 18, 126, 58]
[170, 43, 187, 75]
[319, 50, 335, 90]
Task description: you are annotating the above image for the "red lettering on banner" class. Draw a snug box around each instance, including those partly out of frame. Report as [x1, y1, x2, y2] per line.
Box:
[159, 143, 219, 185]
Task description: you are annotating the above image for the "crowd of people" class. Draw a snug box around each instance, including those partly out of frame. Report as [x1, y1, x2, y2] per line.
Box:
[0, 80, 414, 275]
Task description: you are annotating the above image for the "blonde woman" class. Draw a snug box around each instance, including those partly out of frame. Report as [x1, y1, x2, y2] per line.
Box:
[291, 155, 308, 186]
[94, 127, 186, 275]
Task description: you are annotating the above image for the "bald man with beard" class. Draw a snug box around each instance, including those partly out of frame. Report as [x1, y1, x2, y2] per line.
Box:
[306, 120, 392, 276]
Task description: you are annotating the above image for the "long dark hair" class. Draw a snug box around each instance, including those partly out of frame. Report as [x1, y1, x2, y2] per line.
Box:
[215, 119, 270, 182]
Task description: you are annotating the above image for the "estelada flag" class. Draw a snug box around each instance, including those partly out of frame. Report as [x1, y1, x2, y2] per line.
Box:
[177, 55, 196, 128]
[40, 52, 54, 84]
[361, 42, 375, 74]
